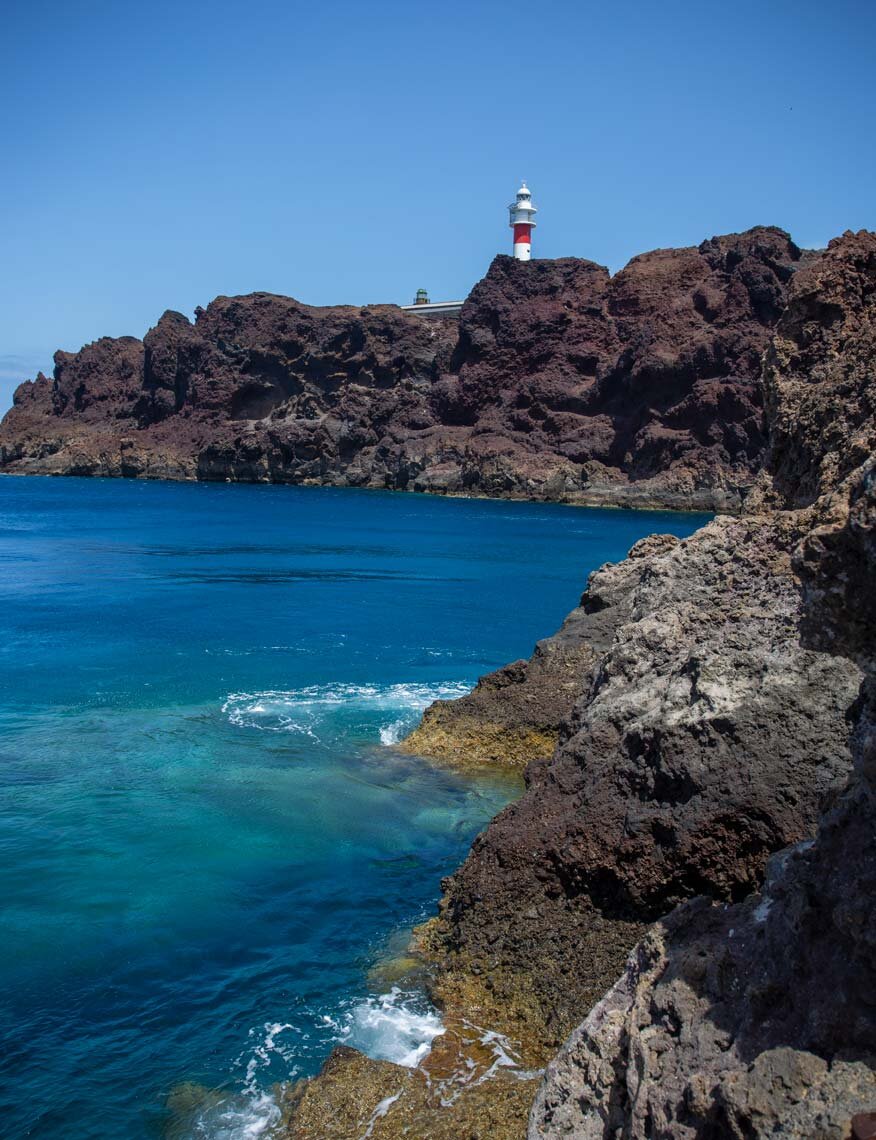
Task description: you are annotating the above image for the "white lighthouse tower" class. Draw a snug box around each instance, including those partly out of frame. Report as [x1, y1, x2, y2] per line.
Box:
[508, 181, 537, 260]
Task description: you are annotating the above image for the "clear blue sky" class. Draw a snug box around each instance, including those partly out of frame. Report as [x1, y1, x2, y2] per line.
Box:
[1, 0, 873, 411]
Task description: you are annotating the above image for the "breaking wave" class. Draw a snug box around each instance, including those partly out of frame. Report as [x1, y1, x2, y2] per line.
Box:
[222, 681, 471, 745]
[175, 1021, 301, 1140]
[320, 987, 445, 1068]
[176, 993, 443, 1139]
[185, 1091, 281, 1140]
[174, 994, 544, 1138]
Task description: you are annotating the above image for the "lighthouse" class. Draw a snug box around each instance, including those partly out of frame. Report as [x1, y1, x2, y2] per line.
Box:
[508, 181, 537, 260]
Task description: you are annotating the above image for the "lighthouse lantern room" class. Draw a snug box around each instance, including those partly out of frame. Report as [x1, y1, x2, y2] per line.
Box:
[508, 181, 537, 260]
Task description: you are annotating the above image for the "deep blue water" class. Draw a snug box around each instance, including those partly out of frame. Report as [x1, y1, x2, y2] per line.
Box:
[0, 477, 708, 1138]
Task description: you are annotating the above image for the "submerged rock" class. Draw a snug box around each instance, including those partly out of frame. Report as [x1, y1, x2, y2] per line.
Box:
[282, 1017, 540, 1139]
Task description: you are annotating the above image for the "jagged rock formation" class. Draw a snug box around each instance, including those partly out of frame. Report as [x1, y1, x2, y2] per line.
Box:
[764, 230, 876, 507]
[526, 231, 876, 1137]
[529, 460, 876, 1139]
[422, 507, 859, 1052]
[0, 227, 805, 511]
[0, 298, 458, 483]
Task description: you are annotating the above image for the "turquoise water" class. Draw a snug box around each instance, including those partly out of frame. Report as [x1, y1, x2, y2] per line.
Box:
[0, 477, 708, 1138]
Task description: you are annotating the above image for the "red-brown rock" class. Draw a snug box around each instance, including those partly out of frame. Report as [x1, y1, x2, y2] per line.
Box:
[0, 227, 805, 511]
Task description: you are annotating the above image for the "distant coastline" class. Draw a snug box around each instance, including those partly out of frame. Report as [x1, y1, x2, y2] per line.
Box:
[0, 227, 805, 515]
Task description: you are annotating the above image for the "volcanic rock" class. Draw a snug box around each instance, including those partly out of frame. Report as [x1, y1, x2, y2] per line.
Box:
[529, 459, 876, 1139]
[524, 231, 876, 1137]
[764, 230, 876, 507]
[422, 507, 859, 1054]
[1, 227, 805, 511]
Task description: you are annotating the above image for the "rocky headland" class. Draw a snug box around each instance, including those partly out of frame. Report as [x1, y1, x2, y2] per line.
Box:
[6, 225, 872, 1137]
[280, 231, 876, 1140]
[1, 226, 806, 512]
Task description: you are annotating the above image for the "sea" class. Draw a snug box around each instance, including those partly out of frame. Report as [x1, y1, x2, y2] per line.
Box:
[0, 476, 708, 1138]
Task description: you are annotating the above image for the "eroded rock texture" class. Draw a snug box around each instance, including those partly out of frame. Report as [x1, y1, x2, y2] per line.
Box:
[764, 230, 876, 507]
[530, 462, 876, 1140]
[424, 509, 859, 1053]
[524, 231, 876, 1137]
[0, 227, 804, 510]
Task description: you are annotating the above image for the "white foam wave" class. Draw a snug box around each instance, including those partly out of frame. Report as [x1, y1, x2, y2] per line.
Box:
[321, 987, 445, 1068]
[222, 681, 470, 744]
[378, 718, 407, 746]
[189, 1092, 281, 1140]
[183, 1000, 537, 1138]
[184, 1021, 300, 1140]
[240, 1021, 299, 1095]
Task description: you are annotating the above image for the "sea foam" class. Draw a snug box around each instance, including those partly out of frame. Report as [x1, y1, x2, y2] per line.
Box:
[190, 991, 444, 1138]
[223, 681, 470, 744]
[321, 987, 445, 1068]
[188, 1092, 281, 1140]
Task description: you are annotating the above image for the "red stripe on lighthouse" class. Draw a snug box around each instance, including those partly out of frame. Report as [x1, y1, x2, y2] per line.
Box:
[513, 224, 532, 244]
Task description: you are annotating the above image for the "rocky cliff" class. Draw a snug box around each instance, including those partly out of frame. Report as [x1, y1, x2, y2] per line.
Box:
[280, 230, 876, 1138]
[530, 466, 876, 1140]
[522, 230, 876, 1138]
[523, 229, 876, 1139]
[422, 507, 859, 1048]
[0, 227, 805, 511]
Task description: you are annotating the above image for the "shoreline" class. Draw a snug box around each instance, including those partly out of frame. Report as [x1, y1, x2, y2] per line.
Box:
[0, 466, 727, 516]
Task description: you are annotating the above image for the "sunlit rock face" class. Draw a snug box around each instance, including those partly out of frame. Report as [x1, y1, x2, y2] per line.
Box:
[528, 230, 876, 1139]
